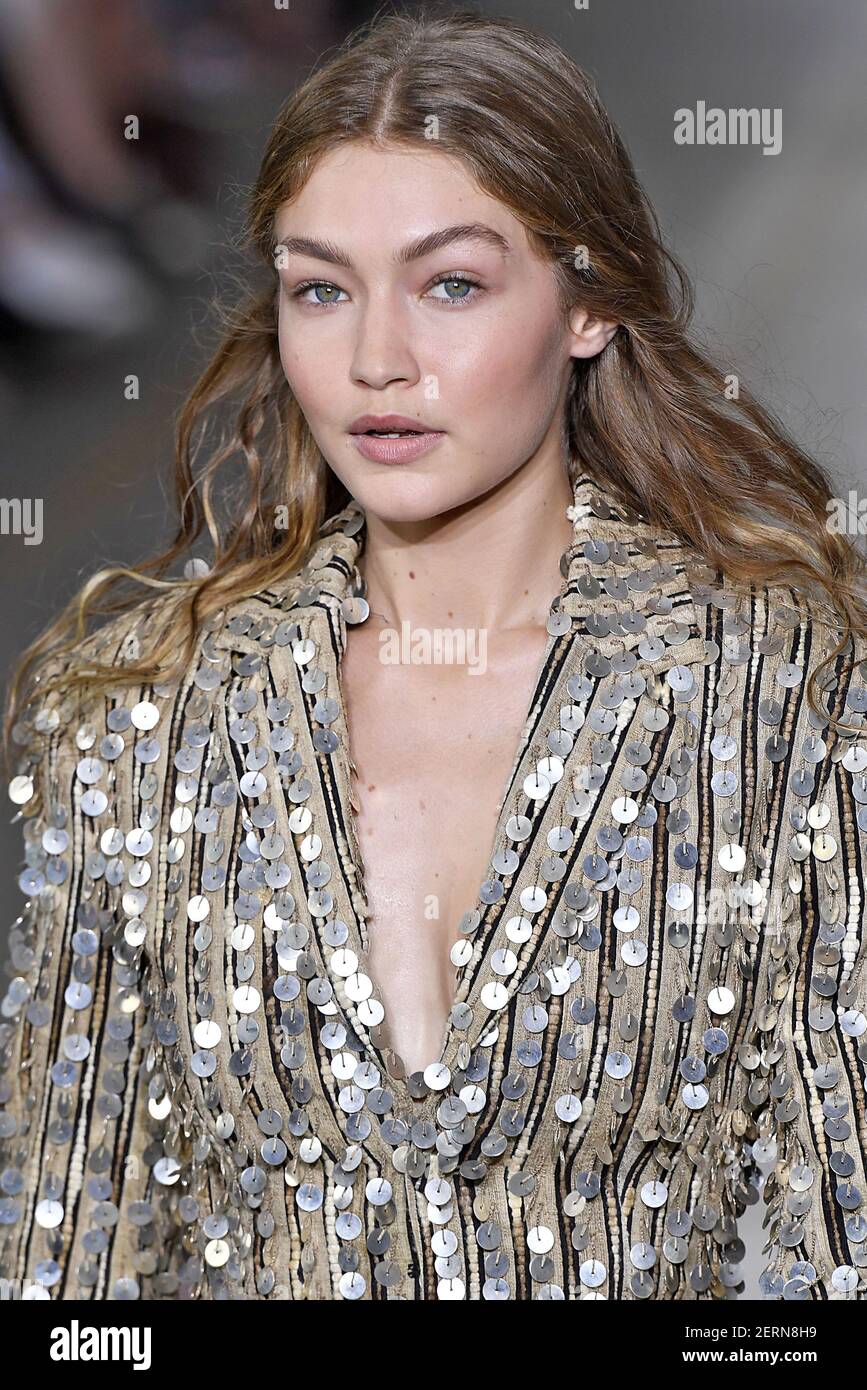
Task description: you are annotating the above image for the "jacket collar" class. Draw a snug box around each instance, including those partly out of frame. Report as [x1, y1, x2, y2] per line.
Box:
[214, 466, 713, 678]
[202, 466, 715, 1097]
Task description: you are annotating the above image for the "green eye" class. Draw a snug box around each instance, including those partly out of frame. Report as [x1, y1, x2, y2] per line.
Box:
[430, 275, 480, 304]
[293, 281, 346, 306]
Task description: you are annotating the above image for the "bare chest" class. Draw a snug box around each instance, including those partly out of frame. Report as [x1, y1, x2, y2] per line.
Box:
[340, 625, 548, 1074]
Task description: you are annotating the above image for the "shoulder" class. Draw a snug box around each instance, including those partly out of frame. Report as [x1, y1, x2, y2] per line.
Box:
[766, 581, 867, 718]
[693, 565, 867, 696]
[16, 590, 177, 724]
[728, 578, 867, 859]
[9, 590, 187, 808]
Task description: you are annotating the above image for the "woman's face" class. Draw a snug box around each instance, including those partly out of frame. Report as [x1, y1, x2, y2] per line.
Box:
[274, 140, 608, 523]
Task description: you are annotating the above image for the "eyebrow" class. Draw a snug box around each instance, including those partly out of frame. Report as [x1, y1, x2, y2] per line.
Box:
[271, 222, 511, 269]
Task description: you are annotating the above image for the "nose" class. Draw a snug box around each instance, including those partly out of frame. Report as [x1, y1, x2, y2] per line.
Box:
[349, 291, 420, 390]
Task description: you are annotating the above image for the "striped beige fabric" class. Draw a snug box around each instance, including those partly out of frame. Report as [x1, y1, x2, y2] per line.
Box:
[2, 466, 866, 1301]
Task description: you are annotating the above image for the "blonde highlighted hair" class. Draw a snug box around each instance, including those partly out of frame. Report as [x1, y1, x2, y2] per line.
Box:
[5, 4, 867, 771]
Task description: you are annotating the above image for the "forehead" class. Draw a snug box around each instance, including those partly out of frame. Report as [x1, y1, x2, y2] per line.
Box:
[273, 141, 525, 249]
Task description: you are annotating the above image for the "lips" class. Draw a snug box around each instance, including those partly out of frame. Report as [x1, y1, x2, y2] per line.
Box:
[348, 413, 438, 436]
[349, 420, 446, 465]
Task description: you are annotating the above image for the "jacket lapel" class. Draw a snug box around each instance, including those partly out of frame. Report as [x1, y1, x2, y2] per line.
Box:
[203, 468, 714, 1113]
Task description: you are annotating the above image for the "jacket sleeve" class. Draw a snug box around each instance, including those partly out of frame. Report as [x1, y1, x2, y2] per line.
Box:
[730, 597, 867, 1300]
[0, 613, 156, 1299]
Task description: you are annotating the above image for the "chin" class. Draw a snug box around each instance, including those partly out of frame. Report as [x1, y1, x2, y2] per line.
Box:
[341, 468, 483, 526]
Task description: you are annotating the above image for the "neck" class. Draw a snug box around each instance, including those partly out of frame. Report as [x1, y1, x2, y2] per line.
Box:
[357, 445, 577, 635]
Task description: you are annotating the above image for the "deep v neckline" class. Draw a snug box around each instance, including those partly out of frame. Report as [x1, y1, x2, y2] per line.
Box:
[328, 492, 582, 1093]
[241, 463, 710, 1123]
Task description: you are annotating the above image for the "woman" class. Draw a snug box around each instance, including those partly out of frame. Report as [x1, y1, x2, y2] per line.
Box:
[2, 9, 867, 1302]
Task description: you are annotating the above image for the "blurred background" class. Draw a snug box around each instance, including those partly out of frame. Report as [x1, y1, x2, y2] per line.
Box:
[1, 0, 865, 1299]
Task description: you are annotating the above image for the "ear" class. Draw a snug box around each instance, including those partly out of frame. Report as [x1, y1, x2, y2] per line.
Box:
[567, 306, 620, 359]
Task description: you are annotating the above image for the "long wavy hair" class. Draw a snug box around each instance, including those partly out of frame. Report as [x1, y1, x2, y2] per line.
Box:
[5, 3, 867, 772]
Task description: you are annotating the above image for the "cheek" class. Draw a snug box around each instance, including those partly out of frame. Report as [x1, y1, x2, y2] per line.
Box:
[277, 310, 323, 410]
[276, 299, 295, 382]
[436, 303, 565, 416]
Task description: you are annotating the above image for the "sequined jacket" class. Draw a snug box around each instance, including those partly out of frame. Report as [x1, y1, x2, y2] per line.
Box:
[3, 468, 867, 1301]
